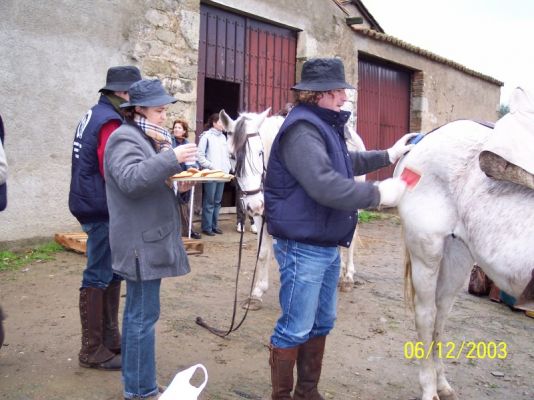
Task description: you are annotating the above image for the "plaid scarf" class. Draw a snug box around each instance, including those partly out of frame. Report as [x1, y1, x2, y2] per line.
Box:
[134, 114, 173, 153]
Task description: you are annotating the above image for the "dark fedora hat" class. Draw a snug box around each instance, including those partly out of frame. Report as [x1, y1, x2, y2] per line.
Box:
[292, 58, 355, 91]
[99, 66, 142, 92]
[120, 79, 177, 108]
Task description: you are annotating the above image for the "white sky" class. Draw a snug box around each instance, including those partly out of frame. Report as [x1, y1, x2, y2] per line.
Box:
[362, 0, 534, 104]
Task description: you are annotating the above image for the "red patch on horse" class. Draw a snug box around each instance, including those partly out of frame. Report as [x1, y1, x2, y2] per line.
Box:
[400, 167, 422, 190]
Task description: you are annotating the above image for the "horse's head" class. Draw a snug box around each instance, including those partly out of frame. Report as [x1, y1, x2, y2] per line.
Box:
[220, 108, 271, 217]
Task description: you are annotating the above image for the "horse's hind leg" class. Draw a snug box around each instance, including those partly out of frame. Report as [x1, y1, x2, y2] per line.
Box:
[433, 236, 474, 400]
[408, 234, 445, 400]
[339, 228, 357, 292]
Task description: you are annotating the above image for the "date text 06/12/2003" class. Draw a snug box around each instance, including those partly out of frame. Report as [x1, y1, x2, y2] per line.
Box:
[403, 341, 508, 360]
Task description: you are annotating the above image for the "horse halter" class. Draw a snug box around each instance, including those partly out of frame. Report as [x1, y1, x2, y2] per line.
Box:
[236, 132, 265, 198]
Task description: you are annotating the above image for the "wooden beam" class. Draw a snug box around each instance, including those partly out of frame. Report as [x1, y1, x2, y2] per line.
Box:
[346, 16, 364, 26]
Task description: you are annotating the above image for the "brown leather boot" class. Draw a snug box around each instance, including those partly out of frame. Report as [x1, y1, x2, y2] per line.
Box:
[293, 335, 326, 400]
[269, 344, 298, 399]
[79, 287, 121, 370]
[103, 281, 121, 354]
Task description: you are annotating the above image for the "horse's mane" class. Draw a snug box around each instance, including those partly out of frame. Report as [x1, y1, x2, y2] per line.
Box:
[232, 116, 250, 177]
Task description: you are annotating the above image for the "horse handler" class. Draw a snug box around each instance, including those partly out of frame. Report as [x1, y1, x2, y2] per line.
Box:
[264, 57, 415, 399]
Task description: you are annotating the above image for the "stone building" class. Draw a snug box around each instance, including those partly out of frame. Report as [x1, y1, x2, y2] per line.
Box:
[0, 0, 501, 243]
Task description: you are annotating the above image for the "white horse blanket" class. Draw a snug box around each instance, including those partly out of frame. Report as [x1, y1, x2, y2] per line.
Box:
[479, 86, 534, 188]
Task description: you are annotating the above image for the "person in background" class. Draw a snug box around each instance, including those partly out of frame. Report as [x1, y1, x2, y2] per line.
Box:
[172, 119, 201, 240]
[105, 79, 198, 400]
[264, 57, 414, 399]
[197, 113, 232, 236]
[0, 113, 7, 348]
[69, 66, 142, 371]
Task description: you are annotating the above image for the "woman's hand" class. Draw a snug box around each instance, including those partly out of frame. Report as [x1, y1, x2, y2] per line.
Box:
[174, 143, 198, 164]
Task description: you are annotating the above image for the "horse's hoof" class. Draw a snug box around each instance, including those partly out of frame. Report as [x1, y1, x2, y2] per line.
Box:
[240, 298, 263, 311]
[339, 281, 353, 292]
[437, 389, 459, 400]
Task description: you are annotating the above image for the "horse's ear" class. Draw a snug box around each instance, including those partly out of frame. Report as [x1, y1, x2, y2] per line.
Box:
[259, 107, 271, 124]
[261, 107, 271, 119]
[219, 109, 236, 133]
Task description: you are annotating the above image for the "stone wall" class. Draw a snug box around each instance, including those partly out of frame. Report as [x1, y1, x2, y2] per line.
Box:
[130, 0, 200, 134]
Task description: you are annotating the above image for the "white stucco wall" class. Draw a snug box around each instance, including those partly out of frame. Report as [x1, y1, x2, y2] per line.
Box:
[0, 0, 145, 242]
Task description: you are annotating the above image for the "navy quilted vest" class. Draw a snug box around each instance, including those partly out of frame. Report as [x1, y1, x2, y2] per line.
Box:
[68, 95, 121, 224]
[264, 104, 356, 247]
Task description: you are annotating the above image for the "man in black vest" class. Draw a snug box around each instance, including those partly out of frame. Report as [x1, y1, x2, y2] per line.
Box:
[69, 66, 141, 370]
[264, 58, 415, 399]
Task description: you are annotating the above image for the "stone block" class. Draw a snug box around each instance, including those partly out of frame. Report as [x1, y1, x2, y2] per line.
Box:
[145, 9, 170, 27]
[156, 28, 176, 44]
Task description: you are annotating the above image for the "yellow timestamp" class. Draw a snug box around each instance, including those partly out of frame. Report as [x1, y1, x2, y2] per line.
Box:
[403, 341, 508, 360]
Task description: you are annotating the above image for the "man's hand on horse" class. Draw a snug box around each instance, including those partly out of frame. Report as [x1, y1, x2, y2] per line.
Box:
[387, 133, 419, 163]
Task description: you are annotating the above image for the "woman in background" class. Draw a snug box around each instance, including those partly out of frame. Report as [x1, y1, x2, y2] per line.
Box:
[172, 119, 201, 239]
[197, 113, 231, 236]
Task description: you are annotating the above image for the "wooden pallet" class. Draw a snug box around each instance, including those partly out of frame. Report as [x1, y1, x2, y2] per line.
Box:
[54, 232, 87, 254]
[181, 238, 204, 255]
[55, 233, 203, 256]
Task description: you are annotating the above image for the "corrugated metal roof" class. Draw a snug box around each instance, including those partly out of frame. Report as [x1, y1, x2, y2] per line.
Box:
[351, 26, 503, 86]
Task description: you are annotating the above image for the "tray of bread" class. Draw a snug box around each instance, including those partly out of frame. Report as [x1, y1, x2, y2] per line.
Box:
[170, 167, 234, 182]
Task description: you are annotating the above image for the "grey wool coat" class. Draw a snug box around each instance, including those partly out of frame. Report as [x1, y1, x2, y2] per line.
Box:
[104, 122, 190, 281]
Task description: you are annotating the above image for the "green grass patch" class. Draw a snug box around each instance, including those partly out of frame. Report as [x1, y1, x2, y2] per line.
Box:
[0, 242, 64, 272]
[358, 210, 383, 223]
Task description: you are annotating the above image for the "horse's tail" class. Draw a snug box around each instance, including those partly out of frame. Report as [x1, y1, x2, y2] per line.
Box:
[404, 243, 415, 311]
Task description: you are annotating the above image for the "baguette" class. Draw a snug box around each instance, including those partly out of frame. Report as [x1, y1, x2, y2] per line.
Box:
[174, 171, 193, 178]
[200, 169, 222, 177]
[204, 171, 226, 178]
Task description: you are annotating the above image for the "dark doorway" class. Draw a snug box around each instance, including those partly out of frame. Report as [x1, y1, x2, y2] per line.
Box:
[203, 78, 240, 209]
[203, 78, 240, 123]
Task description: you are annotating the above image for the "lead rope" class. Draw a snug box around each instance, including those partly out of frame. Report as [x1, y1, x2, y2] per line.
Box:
[196, 133, 267, 337]
[195, 207, 266, 338]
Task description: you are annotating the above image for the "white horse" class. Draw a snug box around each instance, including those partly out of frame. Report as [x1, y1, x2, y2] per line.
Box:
[220, 108, 366, 310]
[395, 119, 534, 400]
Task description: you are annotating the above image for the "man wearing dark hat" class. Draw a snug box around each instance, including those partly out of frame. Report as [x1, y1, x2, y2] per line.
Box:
[69, 65, 142, 371]
[264, 58, 415, 399]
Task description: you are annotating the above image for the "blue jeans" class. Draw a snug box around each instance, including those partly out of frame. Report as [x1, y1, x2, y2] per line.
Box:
[201, 182, 224, 232]
[81, 221, 122, 289]
[122, 278, 161, 399]
[271, 238, 340, 348]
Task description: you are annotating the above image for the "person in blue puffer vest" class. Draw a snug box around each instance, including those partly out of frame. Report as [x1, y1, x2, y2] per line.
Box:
[264, 58, 416, 400]
[68, 66, 141, 371]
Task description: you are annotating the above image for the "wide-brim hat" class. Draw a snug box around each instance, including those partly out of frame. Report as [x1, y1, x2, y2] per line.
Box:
[99, 66, 142, 92]
[120, 79, 177, 108]
[292, 58, 355, 91]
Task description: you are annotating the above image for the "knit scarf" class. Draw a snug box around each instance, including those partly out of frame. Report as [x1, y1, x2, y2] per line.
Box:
[134, 114, 173, 153]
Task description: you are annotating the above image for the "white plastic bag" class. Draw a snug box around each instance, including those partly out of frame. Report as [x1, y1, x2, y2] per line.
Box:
[159, 364, 208, 400]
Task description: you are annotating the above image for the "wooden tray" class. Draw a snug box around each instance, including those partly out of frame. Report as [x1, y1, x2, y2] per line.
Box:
[170, 176, 233, 182]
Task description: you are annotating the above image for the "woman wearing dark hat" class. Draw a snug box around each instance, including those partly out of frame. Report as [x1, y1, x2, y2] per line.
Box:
[264, 58, 415, 399]
[104, 79, 198, 400]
